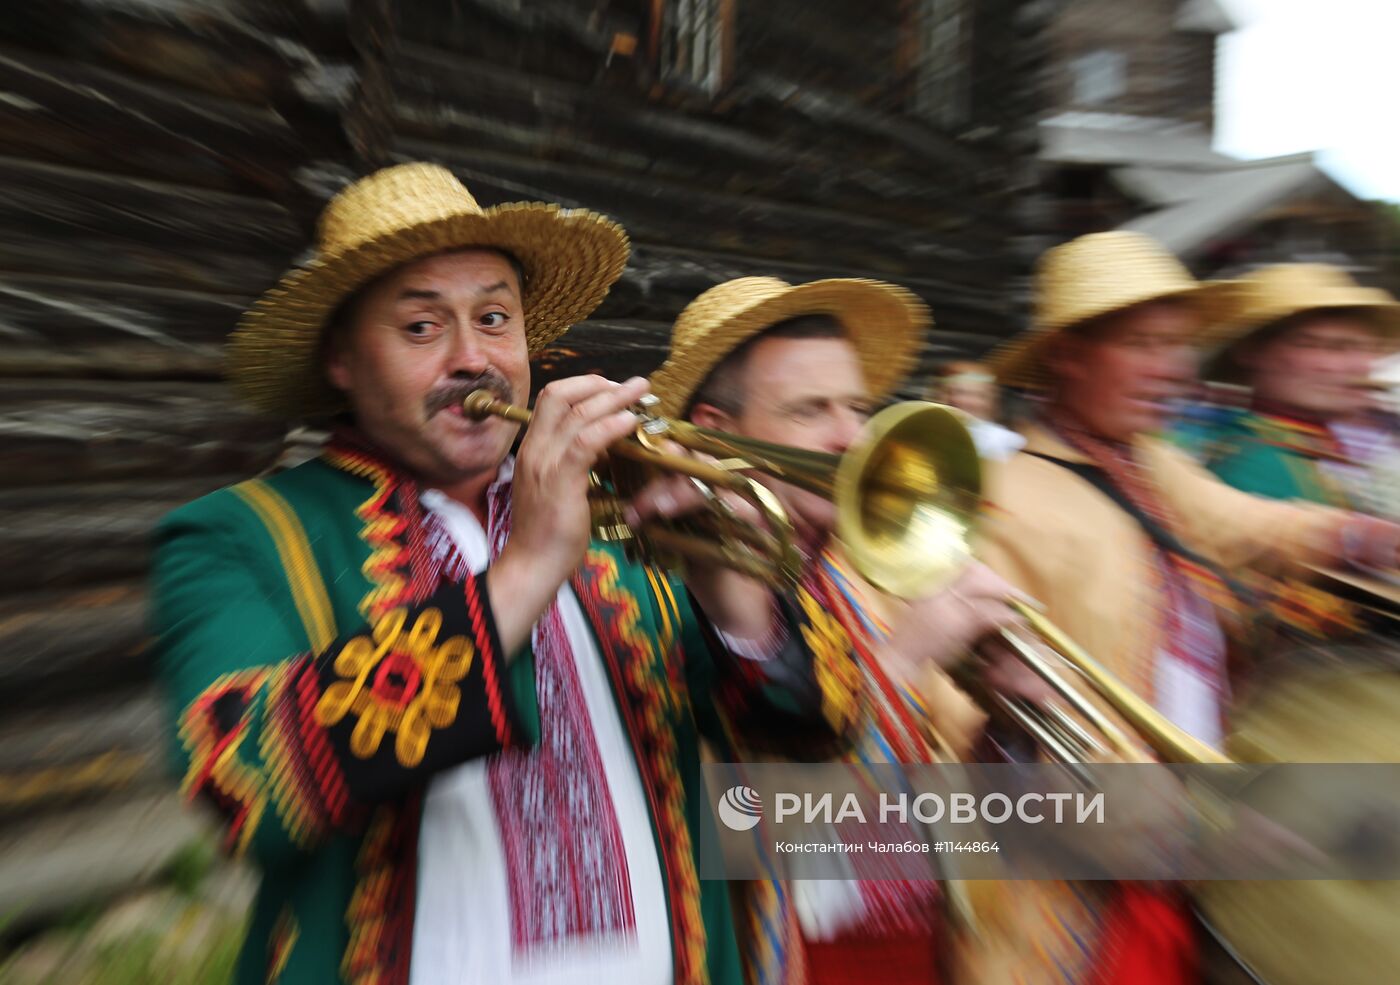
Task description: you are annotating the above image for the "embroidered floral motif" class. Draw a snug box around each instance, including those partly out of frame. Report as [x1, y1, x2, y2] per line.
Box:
[315, 606, 474, 767]
[798, 587, 860, 735]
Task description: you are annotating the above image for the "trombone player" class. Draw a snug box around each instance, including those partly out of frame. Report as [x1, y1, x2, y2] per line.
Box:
[645, 276, 1044, 985]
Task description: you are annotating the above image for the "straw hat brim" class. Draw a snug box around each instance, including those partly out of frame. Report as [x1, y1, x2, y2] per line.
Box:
[650, 279, 929, 419]
[1199, 292, 1400, 378]
[990, 281, 1237, 390]
[230, 202, 629, 418]
[1198, 293, 1400, 383]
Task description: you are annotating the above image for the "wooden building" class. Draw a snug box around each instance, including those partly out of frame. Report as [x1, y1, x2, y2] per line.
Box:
[1038, 0, 1396, 286]
[0, 0, 1049, 926]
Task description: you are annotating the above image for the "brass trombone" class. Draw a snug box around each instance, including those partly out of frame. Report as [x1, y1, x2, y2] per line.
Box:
[463, 389, 1228, 767]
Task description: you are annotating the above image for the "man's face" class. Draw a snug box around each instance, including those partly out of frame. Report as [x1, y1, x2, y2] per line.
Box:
[942, 376, 997, 422]
[326, 249, 528, 486]
[1050, 301, 1198, 443]
[1242, 316, 1382, 420]
[693, 335, 872, 544]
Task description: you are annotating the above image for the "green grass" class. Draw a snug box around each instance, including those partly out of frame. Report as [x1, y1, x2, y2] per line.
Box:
[0, 916, 244, 985]
[163, 838, 220, 899]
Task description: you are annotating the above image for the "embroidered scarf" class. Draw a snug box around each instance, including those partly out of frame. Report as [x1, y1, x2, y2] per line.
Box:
[479, 469, 637, 955]
[805, 552, 942, 939]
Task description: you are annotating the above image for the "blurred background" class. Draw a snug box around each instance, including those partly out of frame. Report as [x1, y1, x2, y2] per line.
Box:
[0, 0, 1395, 981]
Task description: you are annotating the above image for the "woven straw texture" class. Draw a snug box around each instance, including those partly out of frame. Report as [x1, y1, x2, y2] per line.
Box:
[650, 276, 930, 419]
[1199, 263, 1400, 353]
[230, 162, 630, 418]
[989, 231, 1233, 389]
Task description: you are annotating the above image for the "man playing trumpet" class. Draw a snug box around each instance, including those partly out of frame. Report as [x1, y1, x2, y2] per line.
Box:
[152, 164, 865, 985]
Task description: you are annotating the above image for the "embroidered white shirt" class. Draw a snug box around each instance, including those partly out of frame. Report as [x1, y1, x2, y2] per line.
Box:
[409, 480, 670, 985]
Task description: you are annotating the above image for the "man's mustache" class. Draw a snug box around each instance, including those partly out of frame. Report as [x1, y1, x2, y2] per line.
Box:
[425, 373, 514, 416]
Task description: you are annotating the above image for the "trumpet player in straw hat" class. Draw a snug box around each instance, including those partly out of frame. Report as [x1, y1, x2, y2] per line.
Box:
[151, 163, 867, 985]
[648, 276, 1050, 985]
[971, 232, 1400, 984]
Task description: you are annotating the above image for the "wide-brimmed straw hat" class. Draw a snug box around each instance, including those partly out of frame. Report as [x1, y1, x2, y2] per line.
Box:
[989, 231, 1234, 388]
[650, 276, 930, 419]
[1199, 264, 1400, 379]
[230, 162, 630, 417]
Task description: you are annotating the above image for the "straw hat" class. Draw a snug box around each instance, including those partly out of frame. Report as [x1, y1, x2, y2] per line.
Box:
[649, 276, 930, 419]
[229, 162, 630, 417]
[1198, 264, 1400, 376]
[989, 231, 1233, 388]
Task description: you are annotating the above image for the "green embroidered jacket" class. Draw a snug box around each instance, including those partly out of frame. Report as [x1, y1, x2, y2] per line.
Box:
[151, 435, 860, 985]
[1173, 408, 1370, 637]
[1174, 407, 1348, 505]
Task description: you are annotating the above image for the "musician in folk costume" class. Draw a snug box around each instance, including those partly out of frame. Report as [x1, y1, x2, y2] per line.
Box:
[649, 276, 1041, 985]
[151, 164, 865, 985]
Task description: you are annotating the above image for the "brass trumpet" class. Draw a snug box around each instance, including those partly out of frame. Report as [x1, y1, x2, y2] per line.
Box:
[464, 389, 1227, 767]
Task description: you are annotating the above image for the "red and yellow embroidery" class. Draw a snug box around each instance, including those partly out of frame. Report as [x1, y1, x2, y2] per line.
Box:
[798, 588, 860, 736]
[178, 669, 272, 856]
[315, 606, 474, 768]
[576, 549, 708, 985]
[323, 446, 415, 621]
[267, 905, 299, 983]
[261, 659, 354, 847]
[344, 801, 420, 985]
[326, 440, 466, 985]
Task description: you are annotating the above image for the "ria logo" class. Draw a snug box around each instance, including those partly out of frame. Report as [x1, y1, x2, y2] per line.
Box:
[717, 785, 763, 831]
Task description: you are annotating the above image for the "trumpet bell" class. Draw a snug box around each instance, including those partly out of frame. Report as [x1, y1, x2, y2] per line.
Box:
[837, 402, 984, 600]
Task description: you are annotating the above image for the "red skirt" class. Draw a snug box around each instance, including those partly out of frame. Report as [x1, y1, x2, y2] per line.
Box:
[805, 930, 941, 985]
[1093, 885, 1198, 985]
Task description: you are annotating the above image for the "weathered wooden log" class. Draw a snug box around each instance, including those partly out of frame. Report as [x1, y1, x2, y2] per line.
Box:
[599, 243, 1011, 323]
[0, 344, 225, 381]
[0, 158, 299, 293]
[0, 275, 248, 378]
[533, 316, 1011, 394]
[0, 791, 211, 928]
[0, 479, 245, 598]
[0, 686, 167, 818]
[0, 584, 150, 702]
[0, 0, 352, 106]
[0, 500, 168, 591]
[0, 474, 248, 512]
[0, 474, 252, 591]
[0, 42, 306, 198]
[390, 0, 633, 86]
[387, 41, 997, 223]
[735, 1, 907, 111]
[0, 380, 282, 488]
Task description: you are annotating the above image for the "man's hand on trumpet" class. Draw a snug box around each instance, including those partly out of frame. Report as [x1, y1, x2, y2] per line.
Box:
[490, 374, 653, 653]
[624, 433, 779, 642]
